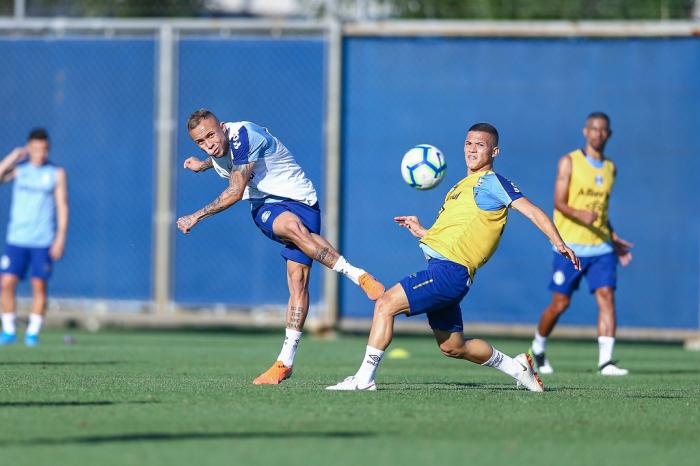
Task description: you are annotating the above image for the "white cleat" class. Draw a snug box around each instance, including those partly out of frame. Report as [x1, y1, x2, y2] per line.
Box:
[539, 360, 554, 375]
[599, 361, 629, 376]
[325, 376, 377, 391]
[514, 353, 544, 392]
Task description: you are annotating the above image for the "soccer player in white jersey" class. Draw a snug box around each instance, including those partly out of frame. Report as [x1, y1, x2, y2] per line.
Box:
[177, 109, 385, 385]
[0, 128, 69, 346]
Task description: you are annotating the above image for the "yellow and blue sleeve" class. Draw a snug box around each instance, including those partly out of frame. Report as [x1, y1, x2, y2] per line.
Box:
[473, 172, 523, 211]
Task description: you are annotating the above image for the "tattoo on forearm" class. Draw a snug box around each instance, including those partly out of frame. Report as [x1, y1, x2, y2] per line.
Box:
[288, 305, 306, 330]
[201, 157, 213, 170]
[195, 162, 251, 220]
[202, 186, 235, 215]
[230, 174, 242, 195]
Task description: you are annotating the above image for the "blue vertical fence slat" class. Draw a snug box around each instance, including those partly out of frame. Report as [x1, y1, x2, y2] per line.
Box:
[174, 38, 326, 305]
[0, 38, 155, 300]
[1, 34, 697, 330]
[341, 37, 700, 329]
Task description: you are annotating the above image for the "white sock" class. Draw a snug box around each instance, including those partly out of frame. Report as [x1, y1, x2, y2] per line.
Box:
[1, 313, 16, 334]
[332, 256, 365, 286]
[482, 347, 523, 379]
[276, 328, 302, 368]
[532, 331, 547, 355]
[598, 336, 615, 367]
[354, 345, 384, 385]
[27, 314, 44, 336]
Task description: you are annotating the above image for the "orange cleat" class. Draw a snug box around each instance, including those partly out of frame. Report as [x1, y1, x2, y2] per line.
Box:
[252, 361, 293, 385]
[359, 273, 385, 301]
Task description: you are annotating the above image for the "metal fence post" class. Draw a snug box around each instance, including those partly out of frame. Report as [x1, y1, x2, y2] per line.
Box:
[153, 24, 177, 315]
[321, 18, 343, 331]
[13, 0, 25, 19]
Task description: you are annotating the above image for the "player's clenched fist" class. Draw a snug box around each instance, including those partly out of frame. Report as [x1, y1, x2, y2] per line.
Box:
[183, 156, 205, 172]
[177, 214, 198, 234]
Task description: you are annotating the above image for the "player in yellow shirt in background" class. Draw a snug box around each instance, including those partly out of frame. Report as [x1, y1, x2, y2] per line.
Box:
[326, 123, 580, 392]
[529, 112, 633, 376]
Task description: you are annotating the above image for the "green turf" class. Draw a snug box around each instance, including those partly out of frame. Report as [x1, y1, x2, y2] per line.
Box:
[0, 329, 698, 466]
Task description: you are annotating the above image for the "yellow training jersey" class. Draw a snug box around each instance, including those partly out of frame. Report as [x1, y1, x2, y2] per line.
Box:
[420, 170, 521, 278]
[553, 149, 615, 245]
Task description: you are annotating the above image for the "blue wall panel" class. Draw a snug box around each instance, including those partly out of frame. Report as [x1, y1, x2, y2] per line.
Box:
[0, 38, 155, 300]
[341, 38, 700, 329]
[174, 38, 326, 305]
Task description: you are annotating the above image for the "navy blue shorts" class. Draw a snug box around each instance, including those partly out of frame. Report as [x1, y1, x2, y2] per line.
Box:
[1, 244, 53, 280]
[548, 252, 617, 296]
[399, 258, 471, 333]
[252, 200, 321, 266]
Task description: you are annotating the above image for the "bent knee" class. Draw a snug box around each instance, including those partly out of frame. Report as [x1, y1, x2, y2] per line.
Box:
[374, 296, 392, 317]
[287, 265, 310, 291]
[439, 343, 464, 359]
[374, 295, 403, 319]
[287, 266, 308, 283]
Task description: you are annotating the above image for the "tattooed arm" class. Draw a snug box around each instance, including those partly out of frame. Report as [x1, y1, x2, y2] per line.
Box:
[177, 161, 255, 234]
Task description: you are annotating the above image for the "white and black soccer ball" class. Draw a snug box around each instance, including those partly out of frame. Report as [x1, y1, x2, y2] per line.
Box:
[400, 144, 447, 190]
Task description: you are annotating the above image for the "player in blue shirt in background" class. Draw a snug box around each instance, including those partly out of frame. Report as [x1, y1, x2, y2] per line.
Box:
[0, 128, 69, 346]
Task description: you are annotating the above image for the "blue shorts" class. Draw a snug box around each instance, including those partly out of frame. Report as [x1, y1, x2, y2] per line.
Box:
[1, 244, 53, 280]
[252, 200, 321, 266]
[399, 258, 471, 333]
[548, 252, 617, 296]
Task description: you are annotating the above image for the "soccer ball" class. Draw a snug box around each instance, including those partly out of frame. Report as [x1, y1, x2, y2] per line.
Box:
[401, 144, 447, 190]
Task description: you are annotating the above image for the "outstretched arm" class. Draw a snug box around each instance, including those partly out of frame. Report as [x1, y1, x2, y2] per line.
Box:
[177, 161, 255, 234]
[394, 216, 428, 239]
[511, 196, 581, 270]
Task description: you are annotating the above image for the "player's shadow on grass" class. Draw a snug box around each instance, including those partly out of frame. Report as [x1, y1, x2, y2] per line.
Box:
[1, 431, 371, 446]
[379, 382, 584, 392]
[0, 400, 157, 407]
[0, 361, 123, 366]
[621, 368, 700, 375]
[380, 382, 519, 391]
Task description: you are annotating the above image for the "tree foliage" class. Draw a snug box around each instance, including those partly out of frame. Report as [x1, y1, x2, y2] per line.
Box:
[380, 0, 695, 20]
[24, 0, 207, 17]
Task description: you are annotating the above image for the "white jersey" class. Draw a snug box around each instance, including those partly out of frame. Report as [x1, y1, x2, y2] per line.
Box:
[210, 121, 318, 207]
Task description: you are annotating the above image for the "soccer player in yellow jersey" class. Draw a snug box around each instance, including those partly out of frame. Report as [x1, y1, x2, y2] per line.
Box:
[528, 112, 634, 376]
[327, 123, 580, 392]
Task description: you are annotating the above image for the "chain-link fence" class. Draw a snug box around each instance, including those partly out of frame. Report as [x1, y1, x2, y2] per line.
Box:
[0, 16, 698, 337]
[0, 35, 157, 305]
[174, 35, 327, 309]
[337, 33, 700, 333]
[0, 21, 330, 327]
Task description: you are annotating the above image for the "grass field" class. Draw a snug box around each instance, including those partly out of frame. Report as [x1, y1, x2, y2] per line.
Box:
[0, 329, 698, 466]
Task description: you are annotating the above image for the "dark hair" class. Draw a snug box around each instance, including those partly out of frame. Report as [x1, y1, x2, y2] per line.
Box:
[586, 111, 610, 126]
[187, 108, 218, 130]
[468, 122, 499, 146]
[28, 127, 49, 142]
